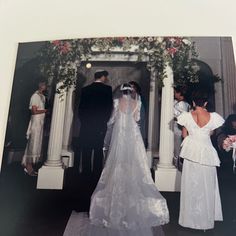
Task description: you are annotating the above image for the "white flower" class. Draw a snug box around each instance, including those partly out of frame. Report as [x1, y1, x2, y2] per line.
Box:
[191, 63, 200, 72]
[75, 59, 81, 67]
[156, 37, 163, 43]
[182, 39, 191, 46]
[148, 49, 154, 54]
[122, 221, 128, 228]
[148, 37, 154, 42]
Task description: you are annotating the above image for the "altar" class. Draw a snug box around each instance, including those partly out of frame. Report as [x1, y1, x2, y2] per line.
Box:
[36, 37, 195, 191]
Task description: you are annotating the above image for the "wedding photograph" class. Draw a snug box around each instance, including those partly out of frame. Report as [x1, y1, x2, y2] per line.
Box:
[0, 35, 236, 235]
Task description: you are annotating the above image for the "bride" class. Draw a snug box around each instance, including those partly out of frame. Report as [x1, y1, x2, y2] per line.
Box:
[89, 83, 169, 232]
[64, 83, 169, 236]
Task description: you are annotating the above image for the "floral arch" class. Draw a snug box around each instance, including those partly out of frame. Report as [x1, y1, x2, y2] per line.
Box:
[36, 36, 204, 191]
[38, 37, 200, 93]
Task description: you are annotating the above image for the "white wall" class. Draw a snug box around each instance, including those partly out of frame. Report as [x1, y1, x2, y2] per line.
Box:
[1, 0, 236, 170]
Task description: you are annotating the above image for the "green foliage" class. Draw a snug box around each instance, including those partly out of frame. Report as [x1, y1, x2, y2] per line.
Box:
[37, 37, 201, 93]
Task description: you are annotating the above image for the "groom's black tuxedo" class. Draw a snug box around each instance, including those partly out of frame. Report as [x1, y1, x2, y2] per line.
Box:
[78, 82, 113, 177]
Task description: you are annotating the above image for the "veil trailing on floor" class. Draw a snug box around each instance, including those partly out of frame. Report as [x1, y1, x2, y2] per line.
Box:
[64, 84, 169, 236]
[89, 85, 169, 230]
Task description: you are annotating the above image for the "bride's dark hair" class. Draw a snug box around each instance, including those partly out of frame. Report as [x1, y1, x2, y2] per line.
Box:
[129, 81, 141, 95]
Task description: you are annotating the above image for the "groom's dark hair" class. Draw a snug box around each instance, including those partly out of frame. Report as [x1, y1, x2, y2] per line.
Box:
[94, 70, 109, 80]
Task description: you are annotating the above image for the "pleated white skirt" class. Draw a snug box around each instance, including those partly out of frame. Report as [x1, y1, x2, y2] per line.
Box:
[179, 159, 223, 230]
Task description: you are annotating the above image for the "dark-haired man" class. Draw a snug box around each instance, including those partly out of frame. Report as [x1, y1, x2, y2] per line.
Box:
[78, 70, 113, 181]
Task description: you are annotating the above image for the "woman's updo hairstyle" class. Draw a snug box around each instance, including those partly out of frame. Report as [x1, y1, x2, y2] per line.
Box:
[191, 90, 209, 108]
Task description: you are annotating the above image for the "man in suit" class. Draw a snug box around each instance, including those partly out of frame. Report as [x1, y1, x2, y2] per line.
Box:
[78, 70, 113, 181]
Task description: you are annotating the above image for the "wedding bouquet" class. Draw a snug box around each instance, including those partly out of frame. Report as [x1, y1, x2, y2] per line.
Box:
[222, 135, 236, 173]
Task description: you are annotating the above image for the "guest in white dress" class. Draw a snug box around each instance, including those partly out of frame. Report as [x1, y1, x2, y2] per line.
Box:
[173, 86, 190, 161]
[89, 83, 169, 233]
[177, 90, 224, 230]
[129, 81, 147, 146]
[22, 80, 47, 176]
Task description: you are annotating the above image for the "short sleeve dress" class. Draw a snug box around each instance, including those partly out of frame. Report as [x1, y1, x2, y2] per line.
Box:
[177, 112, 224, 230]
[173, 100, 190, 157]
[21, 91, 46, 165]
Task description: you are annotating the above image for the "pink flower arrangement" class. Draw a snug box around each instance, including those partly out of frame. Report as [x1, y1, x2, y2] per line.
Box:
[163, 37, 185, 58]
[51, 40, 71, 54]
[174, 37, 182, 46]
[167, 47, 178, 57]
[52, 40, 61, 46]
[223, 135, 236, 151]
[117, 37, 126, 43]
[60, 41, 71, 54]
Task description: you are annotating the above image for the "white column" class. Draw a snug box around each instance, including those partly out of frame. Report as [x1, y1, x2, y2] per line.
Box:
[146, 68, 156, 168]
[37, 82, 66, 189]
[61, 85, 75, 168]
[155, 64, 181, 191]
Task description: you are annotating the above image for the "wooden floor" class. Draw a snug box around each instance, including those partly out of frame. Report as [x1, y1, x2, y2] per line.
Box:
[0, 155, 236, 236]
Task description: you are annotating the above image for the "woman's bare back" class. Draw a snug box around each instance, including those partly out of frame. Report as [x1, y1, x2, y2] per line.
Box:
[191, 109, 211, 128]
[119, 97, 137, 113]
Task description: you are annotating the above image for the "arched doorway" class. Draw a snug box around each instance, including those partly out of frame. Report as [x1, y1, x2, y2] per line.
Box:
[72, 61, 151, 151]
[189, 59, 216, 112]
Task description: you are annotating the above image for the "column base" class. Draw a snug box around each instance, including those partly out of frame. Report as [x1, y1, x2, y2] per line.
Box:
[61, 149, 74, 168]
[37, 165, 65, 190]
[155, 167, 181, 192]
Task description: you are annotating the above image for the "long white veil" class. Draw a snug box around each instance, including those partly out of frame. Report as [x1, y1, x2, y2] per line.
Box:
[103, 84, 139, 151]
[63, 84, 169, 236]
[90, 84, 169, 230]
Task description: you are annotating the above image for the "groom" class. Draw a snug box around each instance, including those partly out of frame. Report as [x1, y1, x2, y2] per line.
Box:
[78, 70, 113, 181]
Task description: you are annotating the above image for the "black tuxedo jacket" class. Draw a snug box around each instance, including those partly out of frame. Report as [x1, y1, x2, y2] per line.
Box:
[78, 82, 113, 147]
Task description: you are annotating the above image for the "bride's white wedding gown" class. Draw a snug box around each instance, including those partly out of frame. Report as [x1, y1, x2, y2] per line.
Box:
[64, 95, 169, 236]
[90, 95, 169, 230]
